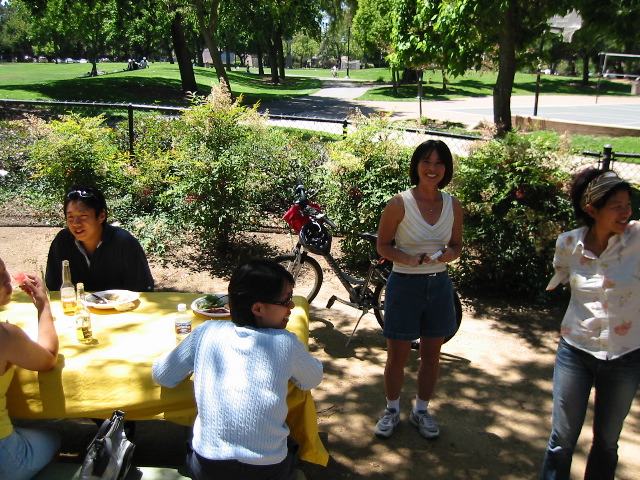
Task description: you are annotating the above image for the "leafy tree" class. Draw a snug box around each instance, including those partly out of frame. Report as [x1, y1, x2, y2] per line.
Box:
[390, 0, 574, 136]
[352, 0, 393, 67]
[572, 0, 640, 82]
[0, 1, 33, 61]
[291, 33, 319, 68]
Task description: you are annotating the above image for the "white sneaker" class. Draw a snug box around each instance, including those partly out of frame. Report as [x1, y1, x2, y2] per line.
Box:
[409, 409, 440, 439]
[374, 408, 400, 438]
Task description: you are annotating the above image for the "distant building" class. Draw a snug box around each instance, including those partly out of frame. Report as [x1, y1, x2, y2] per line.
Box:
[340, 57, 361, 71]
[202, 48, 236, 67]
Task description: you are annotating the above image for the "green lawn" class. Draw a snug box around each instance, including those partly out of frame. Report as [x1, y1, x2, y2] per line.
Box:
[0, 62, 631, 105]
[0, 62, 322, 106]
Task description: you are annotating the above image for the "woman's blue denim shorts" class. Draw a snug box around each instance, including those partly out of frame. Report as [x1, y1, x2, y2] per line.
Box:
[383, 270, 457, 341]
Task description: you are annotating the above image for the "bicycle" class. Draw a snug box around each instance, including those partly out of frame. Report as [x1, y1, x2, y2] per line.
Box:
[274, 180, 462, 346]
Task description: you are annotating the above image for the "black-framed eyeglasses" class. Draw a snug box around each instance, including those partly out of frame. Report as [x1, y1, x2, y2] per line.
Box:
[266, 293, 294, 307]
[66, 190, 96, 200]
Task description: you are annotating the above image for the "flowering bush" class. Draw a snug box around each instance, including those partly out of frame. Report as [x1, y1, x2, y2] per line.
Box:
[449, 133, 574, 300]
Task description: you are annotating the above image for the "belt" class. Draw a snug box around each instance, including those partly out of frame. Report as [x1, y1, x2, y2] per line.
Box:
[393, 271, 448, 278]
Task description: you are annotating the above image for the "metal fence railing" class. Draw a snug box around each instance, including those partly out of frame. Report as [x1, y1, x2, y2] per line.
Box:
[0, 99, 185, 157]
[264, 113, 488, 155]
[578, 144, 640, 186]
[2, 99, 638, 186]
[0, 98, 487, 158]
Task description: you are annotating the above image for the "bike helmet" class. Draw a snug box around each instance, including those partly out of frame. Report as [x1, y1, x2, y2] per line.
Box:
[300, 222, 332, 255]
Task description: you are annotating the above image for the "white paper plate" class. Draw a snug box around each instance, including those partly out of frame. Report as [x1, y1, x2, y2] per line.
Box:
[85, 290, 140, 309]
[191, 294, 230, 318]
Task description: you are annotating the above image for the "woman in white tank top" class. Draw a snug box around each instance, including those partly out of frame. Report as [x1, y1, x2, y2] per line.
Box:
[373, 140, 463, 440]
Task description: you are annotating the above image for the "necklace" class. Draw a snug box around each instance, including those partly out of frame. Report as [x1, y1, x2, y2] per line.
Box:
[413, 189, 441, 212]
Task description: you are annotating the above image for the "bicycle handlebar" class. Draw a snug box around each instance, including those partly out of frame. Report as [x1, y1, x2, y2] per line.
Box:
[294, 178, 308, 206]
[291, 179, 336, 229]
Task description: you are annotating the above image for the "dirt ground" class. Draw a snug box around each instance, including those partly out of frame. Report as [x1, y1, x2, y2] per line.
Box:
[1, 223, 639, 480]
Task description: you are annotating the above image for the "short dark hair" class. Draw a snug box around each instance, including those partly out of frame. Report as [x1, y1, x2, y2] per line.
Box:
[570, 168, 632, 227]
[409, 140, 454, 188]
[64, 185, 108, 224]
[228, 258, 295, 328]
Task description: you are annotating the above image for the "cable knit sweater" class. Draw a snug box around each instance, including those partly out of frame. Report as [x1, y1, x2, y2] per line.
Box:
[152, 320, 323, 465]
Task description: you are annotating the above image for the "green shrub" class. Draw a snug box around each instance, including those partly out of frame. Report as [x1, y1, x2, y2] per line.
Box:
[124, 213, 177, 257]
[450, 133, 574, 300]
[26, 113, 124, 196]
[317, 112, 412, 263]
[163, 85, 282, 253]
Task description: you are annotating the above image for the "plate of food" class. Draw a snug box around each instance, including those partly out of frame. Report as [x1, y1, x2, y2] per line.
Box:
[191, 294, 230, 318]
[85, 290, 140, 309]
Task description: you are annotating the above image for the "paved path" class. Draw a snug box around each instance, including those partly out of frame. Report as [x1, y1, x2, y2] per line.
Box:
[258, 78, 640, 129]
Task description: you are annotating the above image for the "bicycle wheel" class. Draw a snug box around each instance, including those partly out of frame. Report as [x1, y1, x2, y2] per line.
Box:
[274, 254, 323, 304]
[373, 287, 462, 345]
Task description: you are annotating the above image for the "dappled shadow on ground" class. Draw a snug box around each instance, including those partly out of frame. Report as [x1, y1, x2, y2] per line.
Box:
[458, 292, 567, 350]
[301, 300, 559, 480]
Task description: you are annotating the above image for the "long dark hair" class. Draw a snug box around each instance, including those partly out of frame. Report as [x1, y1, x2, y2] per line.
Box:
[409, 140, 454, 189]
[228, 259, 294, 328]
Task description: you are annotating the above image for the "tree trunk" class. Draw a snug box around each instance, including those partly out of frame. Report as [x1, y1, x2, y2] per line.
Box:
[581, 53, 589, 85]
[257, 43, 265, 76]
[225, 32, 232, 71]
[194, 0, 232, 98]
[170, 11, 198, 93]
[268, 37, 279, 84]
[493, 2, 517, 136]
[392, 67, 398, 95]
[275, 31, 285, 80]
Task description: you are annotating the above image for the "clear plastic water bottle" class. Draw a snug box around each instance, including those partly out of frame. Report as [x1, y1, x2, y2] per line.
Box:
[174, 303, 192, 342]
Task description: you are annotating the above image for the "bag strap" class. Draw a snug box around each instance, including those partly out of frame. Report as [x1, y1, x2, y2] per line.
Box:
[91, 437, 113, 477]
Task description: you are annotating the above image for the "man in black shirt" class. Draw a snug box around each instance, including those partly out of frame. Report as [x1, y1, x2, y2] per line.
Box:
[45, 185, 154, 292]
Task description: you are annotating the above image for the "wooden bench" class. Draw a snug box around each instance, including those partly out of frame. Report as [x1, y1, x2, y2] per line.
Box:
[33, 463, 307, 479]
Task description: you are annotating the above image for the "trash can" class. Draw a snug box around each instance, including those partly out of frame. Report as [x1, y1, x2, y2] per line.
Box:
[631, 82, 640, 95]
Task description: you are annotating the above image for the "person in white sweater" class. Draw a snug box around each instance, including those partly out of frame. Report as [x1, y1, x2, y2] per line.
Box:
[152, 259, 322, 480]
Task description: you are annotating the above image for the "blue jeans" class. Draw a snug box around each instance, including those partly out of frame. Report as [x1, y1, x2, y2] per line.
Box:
[0, 426, 60, 480]
[540, 338, 640, 480]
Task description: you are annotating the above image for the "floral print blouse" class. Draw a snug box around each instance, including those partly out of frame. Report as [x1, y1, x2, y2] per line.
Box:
[547, 221, 640, 360]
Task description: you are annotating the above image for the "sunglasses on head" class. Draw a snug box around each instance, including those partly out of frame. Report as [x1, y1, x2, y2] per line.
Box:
[66, 190, 96, 200]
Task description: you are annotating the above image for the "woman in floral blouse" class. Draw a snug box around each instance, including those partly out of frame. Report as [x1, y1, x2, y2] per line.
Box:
[540, 169, 640, 480]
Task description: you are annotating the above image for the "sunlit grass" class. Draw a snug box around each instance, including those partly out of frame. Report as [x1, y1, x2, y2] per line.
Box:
[0, 62, 322, 106]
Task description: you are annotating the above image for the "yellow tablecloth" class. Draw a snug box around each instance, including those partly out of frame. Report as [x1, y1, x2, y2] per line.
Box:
[3, 291, 328, 466]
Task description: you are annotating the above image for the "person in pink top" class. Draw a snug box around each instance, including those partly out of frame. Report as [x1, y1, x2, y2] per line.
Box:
[374, 140, 463, 440]
[0, 258, 59, 480]
[540, 169, 640, 480]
